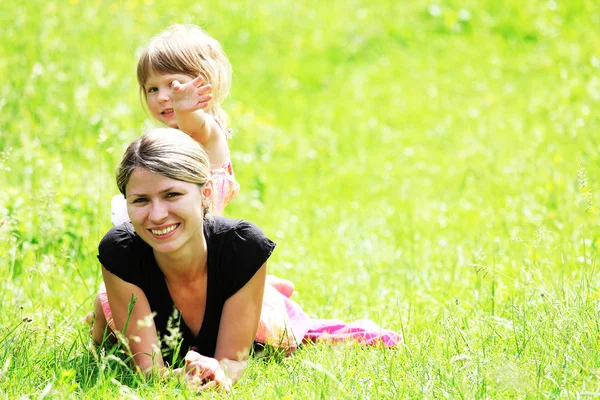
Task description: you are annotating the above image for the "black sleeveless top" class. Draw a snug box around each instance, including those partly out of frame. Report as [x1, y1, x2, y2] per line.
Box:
[97, 217, 276, 361]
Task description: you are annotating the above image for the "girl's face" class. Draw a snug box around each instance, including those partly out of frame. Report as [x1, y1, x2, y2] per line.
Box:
[125, 167, 206, 255]
[144, 72, 194, 128]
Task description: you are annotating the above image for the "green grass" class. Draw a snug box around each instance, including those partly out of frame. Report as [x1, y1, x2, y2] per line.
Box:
[1, 0, 600, 397]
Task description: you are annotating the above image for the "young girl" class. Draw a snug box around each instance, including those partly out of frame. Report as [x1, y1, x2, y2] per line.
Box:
[111, 24, 239, 224]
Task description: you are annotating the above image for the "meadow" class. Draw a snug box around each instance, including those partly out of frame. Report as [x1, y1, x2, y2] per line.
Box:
[1, 0, 600, 398]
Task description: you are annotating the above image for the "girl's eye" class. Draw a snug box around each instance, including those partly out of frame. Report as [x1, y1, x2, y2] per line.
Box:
[146, 87, 157, 94]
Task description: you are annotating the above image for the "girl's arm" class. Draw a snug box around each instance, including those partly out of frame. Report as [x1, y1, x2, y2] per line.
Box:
[214, 262, 268, 384]
[101, 266, 166, 375]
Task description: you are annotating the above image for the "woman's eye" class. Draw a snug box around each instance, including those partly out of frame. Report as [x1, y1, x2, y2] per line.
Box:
[132, 198, 148, 204]
[166, 192, 181, 199]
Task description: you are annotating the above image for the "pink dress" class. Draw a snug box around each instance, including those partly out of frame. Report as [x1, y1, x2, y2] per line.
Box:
[255, 284, 401, 352]
[210, 119, 240, 215]
[211, 159, 240, 215]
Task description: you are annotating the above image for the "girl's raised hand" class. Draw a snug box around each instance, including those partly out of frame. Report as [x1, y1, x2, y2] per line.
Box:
[171, 75, 213, 113]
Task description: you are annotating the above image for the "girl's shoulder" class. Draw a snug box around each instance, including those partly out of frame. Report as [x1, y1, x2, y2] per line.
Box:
[211, 115, 233, 139]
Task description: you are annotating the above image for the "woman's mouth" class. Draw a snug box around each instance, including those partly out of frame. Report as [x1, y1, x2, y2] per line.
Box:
[149, 223, 179, 237]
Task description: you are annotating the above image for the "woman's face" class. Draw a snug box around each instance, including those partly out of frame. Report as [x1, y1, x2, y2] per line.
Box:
[125, 167, 205, 254]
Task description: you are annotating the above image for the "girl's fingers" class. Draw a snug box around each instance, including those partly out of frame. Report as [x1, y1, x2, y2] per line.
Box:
[196, 94, 212, 110]
[192, 75, 204, 87]
[197, 83, 212, 95]
[172, 80, 182, 91]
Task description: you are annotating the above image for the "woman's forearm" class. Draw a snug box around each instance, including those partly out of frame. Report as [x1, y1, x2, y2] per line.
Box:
[219, 358, 247, 385]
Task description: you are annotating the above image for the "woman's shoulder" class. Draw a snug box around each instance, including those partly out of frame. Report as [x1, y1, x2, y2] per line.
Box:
[99, 222, 136, 247]
[207, 217, 275, 299]
[207, 216, 275, 256]
[98, 223, 145, 265]
[206, 216, 265, 238]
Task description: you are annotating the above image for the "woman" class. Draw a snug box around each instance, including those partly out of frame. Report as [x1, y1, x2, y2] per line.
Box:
[89, 127, 274, 390]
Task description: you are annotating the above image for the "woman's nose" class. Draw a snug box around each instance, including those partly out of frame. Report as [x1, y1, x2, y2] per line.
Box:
[149, 200, 168, 222]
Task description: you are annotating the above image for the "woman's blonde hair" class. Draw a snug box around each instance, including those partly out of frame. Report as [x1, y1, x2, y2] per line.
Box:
[137, 24, 232, 127]
[116, 128, 211, 214]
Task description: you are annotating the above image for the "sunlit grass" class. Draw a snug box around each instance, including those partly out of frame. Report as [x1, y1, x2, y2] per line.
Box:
[1, 0, 599, 397]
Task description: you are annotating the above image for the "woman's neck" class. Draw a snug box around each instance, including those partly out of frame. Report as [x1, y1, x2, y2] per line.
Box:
[153, 231, 208, 284]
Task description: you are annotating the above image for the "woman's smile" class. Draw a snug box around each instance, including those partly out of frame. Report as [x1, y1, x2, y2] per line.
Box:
[150, 223, 180, 238]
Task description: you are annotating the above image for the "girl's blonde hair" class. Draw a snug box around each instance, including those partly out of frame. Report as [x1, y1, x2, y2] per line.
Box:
[117, 128, 212, 214]
[137, 24, 232, 127]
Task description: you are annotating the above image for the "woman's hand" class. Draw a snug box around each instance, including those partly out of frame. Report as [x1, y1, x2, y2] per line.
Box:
[171, 75, 213, 114]
[184, 350, 232, 392]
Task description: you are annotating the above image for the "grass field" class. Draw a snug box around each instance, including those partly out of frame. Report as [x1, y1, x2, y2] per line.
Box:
[1, 0, 600, 398]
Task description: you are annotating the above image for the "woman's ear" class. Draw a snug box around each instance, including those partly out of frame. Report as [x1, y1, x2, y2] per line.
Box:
[202, 179, 213, 202]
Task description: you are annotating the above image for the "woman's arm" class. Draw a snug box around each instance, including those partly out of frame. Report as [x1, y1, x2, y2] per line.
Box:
[101, 266, 165, 375]
[213, 262, 268, 384]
